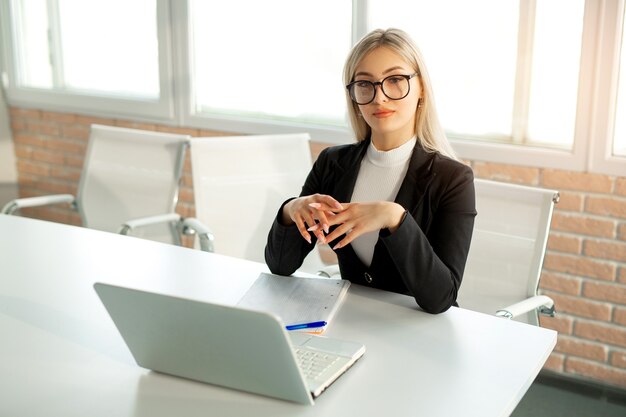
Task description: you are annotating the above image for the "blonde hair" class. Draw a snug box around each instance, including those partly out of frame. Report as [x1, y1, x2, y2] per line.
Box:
[343, 28, 457, 160]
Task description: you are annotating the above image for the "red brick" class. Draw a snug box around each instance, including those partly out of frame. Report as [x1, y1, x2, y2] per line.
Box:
[544, 291, 612, 321]
[551, 212, 615, 238]
[32, 149, 64, 165]
[50, 166, 82, 182]
[616, 178, 626, 197]
[547, 233, 582, 254]
[471, 162, 540, 185]
[10, 107, 41, 119]
[583, 281, 626, 305]
[41, 111, 76, 123]
[619, 267, 626, 284]
[16, 186, 39, 198]
[64, 155, 85, 169]
[35, 207, 73, 225]
[45, 138, 86, 155]
[197, 129, 231, 138]
[37, 181, 77, 195]
[175, 203, 195, 219]
[543, 253, 616, 280]
[178, 188, 194, 204]
[565, 357, 626, 388]
[16, 160, 49, 176]
[61, 125, 90, 141]
[614, 308, 626, 326]
[554, 192, 584, 212]
[13, 134, 46, 148]
[114, 120, 156, 131]
[27, 121, 60, 136]
[542, 169, 613, 193]
[75, 115, 114, 127]
[14, 145, 32, 159]
[183, 154, 192, 171]
[611, 350, 626, 368]
[181, 173, 193, 188]
[584, 239, 626, 262]
[575, 320, 626, 348]
[618, 223, 626, 241]
[155, 125, 200, 136]
[555, 335, 608, 361]
[586, 196, 626, 220]
[10, 118, 26, 132]
[543, 352, 565, 372]
[540, 314, 574, 334]
[539, 272, 581, 295]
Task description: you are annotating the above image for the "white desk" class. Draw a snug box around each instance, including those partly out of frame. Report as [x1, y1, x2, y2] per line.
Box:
[0, 215, 556, 417]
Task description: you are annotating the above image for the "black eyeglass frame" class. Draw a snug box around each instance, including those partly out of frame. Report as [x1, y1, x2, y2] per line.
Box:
[346, 73, 419, 105]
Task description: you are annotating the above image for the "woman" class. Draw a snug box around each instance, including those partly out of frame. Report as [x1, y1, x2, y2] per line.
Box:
[265, 28, 476, 313]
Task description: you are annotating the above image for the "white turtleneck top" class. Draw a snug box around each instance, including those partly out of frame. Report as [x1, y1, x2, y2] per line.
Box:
[349, 137, 416, 267]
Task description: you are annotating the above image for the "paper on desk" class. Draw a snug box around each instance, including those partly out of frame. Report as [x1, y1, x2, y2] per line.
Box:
[236, 273, 350, 331]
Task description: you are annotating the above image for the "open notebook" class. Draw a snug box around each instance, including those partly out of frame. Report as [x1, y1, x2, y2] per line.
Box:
[94, 282, 365, 404]
[236, 273, 351, 334]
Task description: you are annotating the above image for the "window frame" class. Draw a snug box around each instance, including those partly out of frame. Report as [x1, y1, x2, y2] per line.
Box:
[588, 0, 626, 175]
[172, 1, 354, 143]
[0, 0, 176, 121]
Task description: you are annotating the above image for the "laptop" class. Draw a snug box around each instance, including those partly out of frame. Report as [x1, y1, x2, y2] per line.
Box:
[94, 282, 365, 405]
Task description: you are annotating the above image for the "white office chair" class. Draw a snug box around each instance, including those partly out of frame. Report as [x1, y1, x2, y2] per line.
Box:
[2, 124, 190, 244]
[182, 133, 333, 275]
[457, 179, 559, 326]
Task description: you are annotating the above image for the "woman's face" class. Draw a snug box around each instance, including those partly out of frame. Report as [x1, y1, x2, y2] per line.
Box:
[353, 46, 422, 148]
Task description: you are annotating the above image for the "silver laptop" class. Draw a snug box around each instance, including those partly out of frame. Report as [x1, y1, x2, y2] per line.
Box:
[94, 282, 365, 405]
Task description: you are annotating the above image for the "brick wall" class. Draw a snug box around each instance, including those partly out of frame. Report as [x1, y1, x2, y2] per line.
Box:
[7, 107, 626, 390]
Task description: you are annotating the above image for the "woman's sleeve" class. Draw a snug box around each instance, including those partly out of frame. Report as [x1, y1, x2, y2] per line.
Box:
[380, 164, 476, 313]
[264, 149, 328, 275]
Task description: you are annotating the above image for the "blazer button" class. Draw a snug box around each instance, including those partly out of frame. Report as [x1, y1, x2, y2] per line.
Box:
[364, 272, 373, 283]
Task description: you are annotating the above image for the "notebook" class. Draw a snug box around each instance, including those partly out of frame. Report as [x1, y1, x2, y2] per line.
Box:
[94, 282, 365, 405]
[237, 273, 351, 334]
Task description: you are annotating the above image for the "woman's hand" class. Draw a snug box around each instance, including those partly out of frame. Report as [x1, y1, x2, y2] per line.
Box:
[323, 201, 406, 249]
[281, 194, 344, 244]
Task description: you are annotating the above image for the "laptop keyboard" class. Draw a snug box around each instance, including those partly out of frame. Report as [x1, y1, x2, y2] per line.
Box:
[294, 348, 341, 381]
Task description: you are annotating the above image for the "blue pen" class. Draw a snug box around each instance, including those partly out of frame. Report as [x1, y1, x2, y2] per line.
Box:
[285, 321, 327, 331]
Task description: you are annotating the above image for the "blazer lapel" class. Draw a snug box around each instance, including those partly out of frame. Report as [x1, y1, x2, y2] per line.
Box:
[331, 140, 369, 203]
[394, 144, 436, 214]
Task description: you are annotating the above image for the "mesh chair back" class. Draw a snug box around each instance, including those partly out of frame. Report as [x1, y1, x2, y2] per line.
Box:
[77, 125, 188, 244]
[457, 179, 557, 325]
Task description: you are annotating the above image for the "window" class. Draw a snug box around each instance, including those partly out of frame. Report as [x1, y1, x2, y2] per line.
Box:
[2, 0, 172, 118]
[11, 0, 159, 97]
[0, 0, 624, 174]
[368, 0, 585, 150]
[188, 0, 352, 131]
[613, 12, 626, 157]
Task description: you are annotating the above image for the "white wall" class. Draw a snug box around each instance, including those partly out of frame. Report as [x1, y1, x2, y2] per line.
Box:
[0, 90, 17, 182]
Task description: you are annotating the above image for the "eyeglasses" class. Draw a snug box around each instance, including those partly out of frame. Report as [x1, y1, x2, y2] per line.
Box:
[346, 73, 418, 105]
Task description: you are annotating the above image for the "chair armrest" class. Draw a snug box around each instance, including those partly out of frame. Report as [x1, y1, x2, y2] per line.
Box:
[317, 264, 341, 278]
[495, 295, 555, 319]
[180, 217, 215, 252]
[1, 194, 76, 215]
[118, 213, 182, 235]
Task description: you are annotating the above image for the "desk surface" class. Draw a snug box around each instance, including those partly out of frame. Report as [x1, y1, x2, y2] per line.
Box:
[0, 215, 556, 417]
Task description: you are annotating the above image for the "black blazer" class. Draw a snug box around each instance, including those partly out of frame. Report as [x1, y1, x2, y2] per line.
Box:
[265, 139, 476, 313]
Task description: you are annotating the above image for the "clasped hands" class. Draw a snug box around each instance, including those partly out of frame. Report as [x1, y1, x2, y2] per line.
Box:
[281, 194, 406, 250]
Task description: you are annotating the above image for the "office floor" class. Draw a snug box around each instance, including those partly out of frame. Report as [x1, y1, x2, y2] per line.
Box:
[512, 372, 626, 417]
